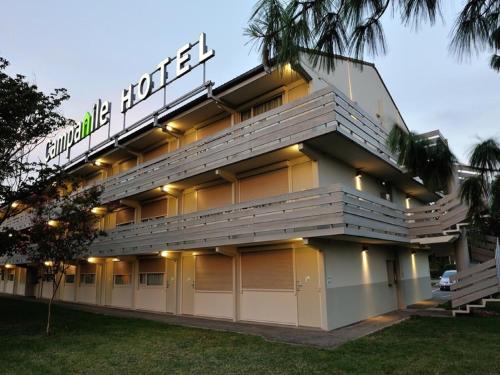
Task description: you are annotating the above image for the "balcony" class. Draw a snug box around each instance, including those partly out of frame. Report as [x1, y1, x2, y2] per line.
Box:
[98, 86, 408, 203]
[406, 193, 468, 238]
[90, 184, 409, 256]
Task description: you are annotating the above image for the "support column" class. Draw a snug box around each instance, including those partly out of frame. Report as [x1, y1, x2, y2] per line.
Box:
[455, 229, 470, 271]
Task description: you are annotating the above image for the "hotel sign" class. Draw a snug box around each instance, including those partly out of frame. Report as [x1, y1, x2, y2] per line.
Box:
[45, 33, 215, 162]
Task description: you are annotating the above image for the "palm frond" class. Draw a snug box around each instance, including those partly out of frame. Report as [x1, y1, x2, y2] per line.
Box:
[398, 0, 441, 28]
[490, 54, 500, 71]
[460, 175, 488, 218]
[468, 138, 500, 173]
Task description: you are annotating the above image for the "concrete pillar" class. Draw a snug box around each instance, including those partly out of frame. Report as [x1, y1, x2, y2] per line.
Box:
[455, 229, 470, 271]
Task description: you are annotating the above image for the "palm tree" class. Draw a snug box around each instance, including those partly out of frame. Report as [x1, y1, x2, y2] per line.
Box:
[387, 125, 456, 194]
[246, 0, 500, 73]
[460, 139, 500, 237]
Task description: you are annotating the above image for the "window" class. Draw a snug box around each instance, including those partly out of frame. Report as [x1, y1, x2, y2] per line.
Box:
[138, 258, 164, 286]
[139, 272, 164, 286]
[113, 261, 132, 286]
[42, 273, 54, 282]
[240, 95, 283, 121]
[114, 274, 131, 285]
[65, 274, 75, 284]
[7, 270, 15, 282]
[79, 273, 95, 285]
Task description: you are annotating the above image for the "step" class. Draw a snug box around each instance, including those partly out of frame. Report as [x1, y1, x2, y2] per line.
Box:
[452, 298, 500, 317]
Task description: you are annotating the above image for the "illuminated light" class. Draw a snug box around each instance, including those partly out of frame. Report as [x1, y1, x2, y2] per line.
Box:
[192, 252, 199, 256]
[293, 237, 303, 242]
[410, 250, 417, 277]
[362, 245, 368, 253]
[161, 184, 177, 194]
[91, 207, 106, 215]
[48, 220, 59, 227]
[8, 233, 12, 238]
[44, 261, 54, 267]
[5, 264, 15, 269]
[160, 251, 169, 257]
[361, 247, 371, 283]
[355, 172, 362, 191]
[166, 125, 174, 132]
[405, 197, 411, 209]
[111, 258, 120, 262]
[11, 201, 19, 208]
[87, 257, 98, 263]
[283, 63, 293, 74]
[94, 159, 106, 167]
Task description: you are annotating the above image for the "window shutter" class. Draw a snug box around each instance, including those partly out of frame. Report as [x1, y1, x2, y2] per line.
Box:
[241, 249, 294, 290]
[141, 199, 168, 220]
[139, 258, 165, 273]
[113, 261, 132, 275]
[195, 254, 233, 291]
[116, 208, 135, 225]
[79, 263, 96, 274]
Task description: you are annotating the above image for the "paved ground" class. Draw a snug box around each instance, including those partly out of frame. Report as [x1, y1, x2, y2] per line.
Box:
[1, 294, 452, 348]
[432, 288, 452, 301]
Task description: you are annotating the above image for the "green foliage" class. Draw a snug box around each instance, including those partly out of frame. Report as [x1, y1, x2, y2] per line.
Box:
[469, 138, 500, 174]
[460, 138, 500, 237]
[247, 0, 500, 72]
[387, 125, 456, 193]
[0, 57, 72, 248]
[25, 183, 103, 267]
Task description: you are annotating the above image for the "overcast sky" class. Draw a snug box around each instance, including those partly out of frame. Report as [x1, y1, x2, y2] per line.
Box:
[1, 0, 498, 163]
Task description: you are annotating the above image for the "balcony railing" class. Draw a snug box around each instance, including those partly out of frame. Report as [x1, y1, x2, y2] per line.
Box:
[406, 193, 468, 237]
[97, 86, 400, 203]
[91, 184, 409, 256]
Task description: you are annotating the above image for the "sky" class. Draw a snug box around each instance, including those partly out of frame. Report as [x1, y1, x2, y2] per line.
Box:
[0, 0, 498, 164]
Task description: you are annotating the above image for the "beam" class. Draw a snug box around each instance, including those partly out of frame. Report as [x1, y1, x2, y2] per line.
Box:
[119, 199, 141, 209]
[298, 143, 322, 161]
[216, 246, 237, 257]
[215, 169, 237, 182]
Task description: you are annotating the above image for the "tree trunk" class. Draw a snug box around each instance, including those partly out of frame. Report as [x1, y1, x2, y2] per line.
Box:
[46, 270, 64, 335]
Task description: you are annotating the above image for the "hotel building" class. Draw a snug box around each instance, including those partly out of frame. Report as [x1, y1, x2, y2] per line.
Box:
[3, 55, 467, 330]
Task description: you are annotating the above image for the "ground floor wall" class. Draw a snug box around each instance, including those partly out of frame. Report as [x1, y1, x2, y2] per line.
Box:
[398, 248, 432, 306]
[0, 239, 432, 331]
[316, 240, 432, 330]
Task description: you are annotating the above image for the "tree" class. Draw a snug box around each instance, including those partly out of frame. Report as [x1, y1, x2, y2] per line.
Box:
[23, 181, 103, 335]
[0, 56, 72, 255]
[387, 125, 456, 193]
[246, 0, 500, 72]
[460, 138, 500, 237]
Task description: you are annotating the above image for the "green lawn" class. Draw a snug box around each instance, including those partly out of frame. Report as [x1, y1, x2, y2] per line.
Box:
[1, 298, 499, 374]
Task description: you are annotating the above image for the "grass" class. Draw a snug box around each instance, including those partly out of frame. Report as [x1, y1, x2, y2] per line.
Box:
[1, 298, 500, 374]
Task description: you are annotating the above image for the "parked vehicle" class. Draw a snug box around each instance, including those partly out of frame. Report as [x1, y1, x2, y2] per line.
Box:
[439, 270, 457, 291]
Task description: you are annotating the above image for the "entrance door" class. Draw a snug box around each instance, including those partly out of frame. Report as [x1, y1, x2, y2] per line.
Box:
[181, 256, 195, 315]
[295, 247, 322, 327]
[166, 259, 177, 314]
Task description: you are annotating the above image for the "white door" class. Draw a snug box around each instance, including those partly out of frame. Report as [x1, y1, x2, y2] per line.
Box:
[181, 256, 195, 315]
[295, 247, 322, 328]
